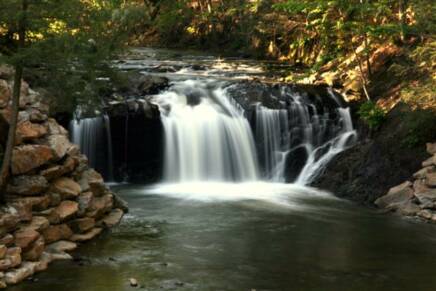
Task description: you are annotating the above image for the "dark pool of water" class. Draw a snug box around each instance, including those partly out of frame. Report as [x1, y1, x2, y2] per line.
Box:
[10, 184, 436, 291]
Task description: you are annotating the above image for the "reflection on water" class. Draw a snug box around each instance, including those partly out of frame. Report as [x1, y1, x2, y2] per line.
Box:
[10, 184, 436, 291]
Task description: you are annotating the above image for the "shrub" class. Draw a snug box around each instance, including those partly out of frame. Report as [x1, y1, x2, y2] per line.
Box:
[357, 101, 386, 129]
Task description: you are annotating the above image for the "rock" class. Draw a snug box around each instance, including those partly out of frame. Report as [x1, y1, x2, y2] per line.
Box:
[98, 209, 123, 228]
[14, 195, 51, 211]
[16, 121, 47, 143]
[4, 261, 37, 285]
[51, 177, 81, 199]
[70, 227, 102, 242]
[374, 181, 414, 208]
[23, 236, 45, 261]
[49, 201, 78, 223]
[46, 134, 71, 160]
[425, 172, 436, 188]
[415, 189, 436, 203]
[11, 145, 53, 175]
[422, 157, 434, 167]
[417, 210, 432, 220]
[46, 241, 77, 254]
[137, 75, 169, 95]
[129, 278, 138, 287]
[42, 224, 73, 244]
[40, 165, 64, 181]
[0, 66, 14, 80]
[68, 218, 95, 233]
[10, 201, 33, 222]
[0, 212, 20, 236]
[413, 166, 434, 179]
[7, 175, 48, 196]
[398, 201, 421, 216]
[86, 194, 113, 219]
[34, 252, 52, 272]
[0, 80, 11, 108]
[0, 235, 13, 247]
[113, 193, 129, 213]
[21, 216, 50, 232]
[14, 229, 40, 249]
[0, 280, 5, 289]
[427, 143, 436, 155]
[77, 192, 93, 217]
[27, 108, 47, 123]
[45, 118, 68, 136]
[414, 179, 431, 195]
[0, 246, 6, 260]
[79, 169, 105, 195]
[47, 192, 62, 207]
[5, 247, 22, 268]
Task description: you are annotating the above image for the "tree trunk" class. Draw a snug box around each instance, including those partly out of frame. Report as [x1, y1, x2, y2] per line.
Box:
[0, 0, 27, 203]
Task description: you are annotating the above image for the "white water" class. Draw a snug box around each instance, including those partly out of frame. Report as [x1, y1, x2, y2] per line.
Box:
[153, 80, 259, 182]
[70, 115, 114, 180]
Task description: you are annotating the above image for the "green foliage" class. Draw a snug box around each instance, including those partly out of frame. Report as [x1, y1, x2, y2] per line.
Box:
[358, 101, 386, 129]
[402, 109, 436, 148]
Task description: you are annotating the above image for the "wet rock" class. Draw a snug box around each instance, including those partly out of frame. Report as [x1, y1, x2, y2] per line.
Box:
[46, 134, 71, 160]
[414, 179, 431, 195]
[21, 216, 50, 232]
[417, 210, 433, 220]
[14, 229, 40, 249]
[46, 240, 77, 254]
[11, 145, 53, 175]
[27, 108, 47, 123]
[374, 181, 414, 208]
[7, 175, 48, 196]
[413, 166, 434, 179]
[0, 212, 20, 236]
[78, 169, 105, 195]
[49, 201, 78, 224]
[16, 121, 47, 143]
[13, 196, 51, 212]
[51, 177, 81, 199]
[68, 218, 95, 233]
[422, 157, 434, 167]
[4, 261, 37, 285]
[48, 193, 62, 207]
[129, 278, 138, 287]
[137, 75, 169, 95]
[42, 224, 73, 244]
[98, 209, 123, 228]
[86, 194, 113, 219]
[23, 236, 45, 261]
[113, 193, 129, 213]
[398, 201, 421, 216]
[5, 247, 22, 268]
[40, 165, 65, 181]
[70, 227, 102, 242]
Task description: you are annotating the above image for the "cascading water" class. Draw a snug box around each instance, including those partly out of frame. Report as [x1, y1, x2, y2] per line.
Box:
[70, 115, 114, 180]
[153, 80, 259, 182]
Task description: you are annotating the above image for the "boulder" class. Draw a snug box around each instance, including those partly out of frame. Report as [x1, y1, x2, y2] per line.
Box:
[51, 177, 81, 199]
[14, 229, 40, 249]
[40, 165, 64, 181]
[398, 201, 421, 216]
[46, 241, 77, 254]
[27, 108, 47, 123]
[21, 216, 49, 233]
[425, 172, 436, 188]
[46, 134, 71, 160]
[414, 179, 431, 195]
[86, 194, 113, 219]
[23, 236, 45, 261]
[0, 212, 20, 236]
[422, 157, 434, 167]
[5, 247, 21, 268]
[413, 166, 434, 179]
[10, 201, 33, 222]
[98, 209, 123, 228]
[4, 261, 37, 285]
[11, 145, 53, 175]
[0, 245, 6, 260]
[16, 121, 47, 143]
[374, 181, 414, 208]
[0, 235, 14, 246]
[78, 169, 105, 194]
[68, 217, 95, 233]
[42, 224, 73, 244]
[49, 201, 78, 224]
[7, 175, 48, 196]
[113, 194, 129, 213]
[11, 196, 50, 211]
[70, 227, 102, 242]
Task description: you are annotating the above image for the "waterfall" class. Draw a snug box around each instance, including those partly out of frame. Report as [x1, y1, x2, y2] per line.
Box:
[153, 80, 259, 182]
[70, 115, 114, 180]
[255, 105, 290, 182]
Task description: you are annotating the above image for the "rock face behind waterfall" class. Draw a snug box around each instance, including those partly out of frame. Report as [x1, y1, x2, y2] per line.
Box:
[0, 71, 127, 288]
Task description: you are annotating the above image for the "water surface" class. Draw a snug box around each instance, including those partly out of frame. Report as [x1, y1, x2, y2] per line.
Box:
[11, 184, 436, 291]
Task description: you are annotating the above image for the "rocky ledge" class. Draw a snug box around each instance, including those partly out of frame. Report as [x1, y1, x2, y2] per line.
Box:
[375, 142, 436, 220]
[0, 72, 128, 288]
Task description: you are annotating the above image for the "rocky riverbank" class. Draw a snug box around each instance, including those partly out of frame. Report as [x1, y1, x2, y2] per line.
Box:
[0, 69, 127, 288]
[374, 143, 436, 220]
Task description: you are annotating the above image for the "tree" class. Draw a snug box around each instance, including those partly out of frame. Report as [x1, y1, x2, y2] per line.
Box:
[0, 0, 141, 202]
